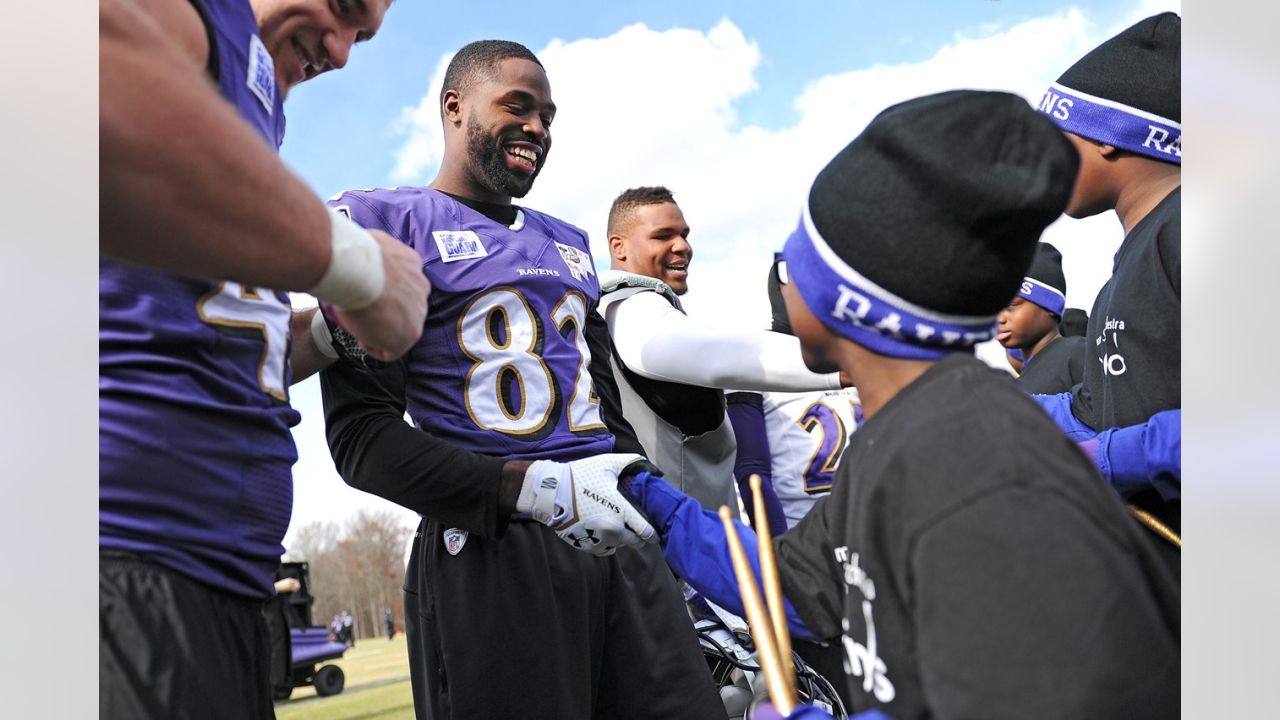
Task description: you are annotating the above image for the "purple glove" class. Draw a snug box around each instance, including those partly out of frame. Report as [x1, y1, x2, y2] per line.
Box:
[1077, 436, 1100, 468]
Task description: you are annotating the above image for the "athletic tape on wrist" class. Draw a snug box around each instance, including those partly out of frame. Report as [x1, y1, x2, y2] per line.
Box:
[309, 308, 340, 361]
[308, 208, 386, 311]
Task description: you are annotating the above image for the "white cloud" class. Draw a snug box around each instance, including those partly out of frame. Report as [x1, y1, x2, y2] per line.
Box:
[287, 1, 1182, 542]
[389, 52, 454, 181]
[386, 3, 1178, 328]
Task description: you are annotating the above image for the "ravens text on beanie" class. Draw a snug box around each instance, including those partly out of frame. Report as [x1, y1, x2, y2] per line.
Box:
[1037, 12, 1181, 164]
[781, 90, 1078, 359]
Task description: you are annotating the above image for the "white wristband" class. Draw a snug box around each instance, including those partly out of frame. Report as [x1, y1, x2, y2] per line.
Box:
[518, 460, 568, 525]
[308, 208, 386, 311]
[309, 308, 340, 361]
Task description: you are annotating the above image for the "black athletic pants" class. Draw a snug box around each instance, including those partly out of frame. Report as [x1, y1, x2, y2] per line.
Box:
[100, 550, 274, 720]
[403, 518, 728, 720]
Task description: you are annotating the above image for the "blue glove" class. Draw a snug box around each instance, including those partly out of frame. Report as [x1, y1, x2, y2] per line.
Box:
[1032, 391, 1098, 442]
[619, 470, 815, 641]
[1093, 409, 1181, 501]
[1035, 394, 1180, 501]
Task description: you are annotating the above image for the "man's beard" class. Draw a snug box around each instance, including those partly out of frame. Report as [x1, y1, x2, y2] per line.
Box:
[465, 115, 540, 199]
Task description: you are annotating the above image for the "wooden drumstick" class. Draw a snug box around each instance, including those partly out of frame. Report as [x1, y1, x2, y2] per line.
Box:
[719, 505, 797, 715]
[750, 475, 796, 688]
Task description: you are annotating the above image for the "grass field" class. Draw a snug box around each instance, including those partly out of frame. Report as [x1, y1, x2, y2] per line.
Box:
[275, 633, 415, 720]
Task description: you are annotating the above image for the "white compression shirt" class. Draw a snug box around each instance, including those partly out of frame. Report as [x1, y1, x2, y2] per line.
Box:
[604, 290, 841, 392]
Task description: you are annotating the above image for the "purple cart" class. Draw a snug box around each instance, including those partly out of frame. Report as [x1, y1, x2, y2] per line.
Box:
[270, 561, 348, 701]
[282, 627, 348, 698]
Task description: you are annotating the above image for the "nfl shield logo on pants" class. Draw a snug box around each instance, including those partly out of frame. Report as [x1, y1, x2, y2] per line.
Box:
[443, 528, 468, 556]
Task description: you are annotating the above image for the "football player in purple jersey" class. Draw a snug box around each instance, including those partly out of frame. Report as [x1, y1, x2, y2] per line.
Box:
[101, 0, 428, 365]
[99, 1, 423, 718]
[318, 40, 727, 720]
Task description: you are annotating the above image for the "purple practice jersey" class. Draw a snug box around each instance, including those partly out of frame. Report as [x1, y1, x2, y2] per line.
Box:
[329, 188, 615, 460]
[99, 0, 296, 599]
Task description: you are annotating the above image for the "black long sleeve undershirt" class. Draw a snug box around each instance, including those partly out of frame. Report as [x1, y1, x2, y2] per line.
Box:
[320, 356, 511, 538]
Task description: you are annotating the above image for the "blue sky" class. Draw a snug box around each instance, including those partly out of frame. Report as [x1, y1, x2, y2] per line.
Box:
[281, 0, 1150, 195]
[280, 0, 1181, 544]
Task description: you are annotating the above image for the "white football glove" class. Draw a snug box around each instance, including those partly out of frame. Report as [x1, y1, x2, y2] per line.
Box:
[517, 453, 658, 557]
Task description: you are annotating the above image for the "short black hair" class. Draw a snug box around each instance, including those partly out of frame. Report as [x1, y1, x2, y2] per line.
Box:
[440, 40, 543, 108]
[607, 186, 677, 236]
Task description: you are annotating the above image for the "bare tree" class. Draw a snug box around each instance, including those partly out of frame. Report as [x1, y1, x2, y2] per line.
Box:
[284, 510, 413, 639]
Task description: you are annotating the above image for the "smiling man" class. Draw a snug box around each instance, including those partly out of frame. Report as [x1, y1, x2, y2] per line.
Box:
[318, 42, 727, 720]
[98, 0, 428, 718]
[600, 186, 845, 513]
[254, 0, 386, 91]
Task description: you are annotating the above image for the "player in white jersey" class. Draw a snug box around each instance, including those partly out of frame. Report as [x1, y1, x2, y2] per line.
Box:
[723, 256, 861, 710]
[727, 255, 861, 530]
[600, 187, 844, 514]
[752, 387, 860, 528]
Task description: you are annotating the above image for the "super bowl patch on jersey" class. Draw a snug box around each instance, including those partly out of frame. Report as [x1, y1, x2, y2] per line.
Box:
[246, 34, 275, 113]
[443, 528, 469, 556]
[433, 230, 488, 263]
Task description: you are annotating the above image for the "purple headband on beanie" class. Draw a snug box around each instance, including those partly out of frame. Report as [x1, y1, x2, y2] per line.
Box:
[782, 205, 998, 360]
[1037, 82, 1180, 165]
[1016, 276, 1067, 317]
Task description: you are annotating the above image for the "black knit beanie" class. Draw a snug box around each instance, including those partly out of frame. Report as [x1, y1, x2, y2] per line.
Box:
[1038, 13, 1181, 164]
[782, 90, 1079, 359]
[1017, 242, 1067, 317]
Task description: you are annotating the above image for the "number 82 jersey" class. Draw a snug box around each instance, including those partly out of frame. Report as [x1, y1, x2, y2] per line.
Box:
[330, 187, 614, 461]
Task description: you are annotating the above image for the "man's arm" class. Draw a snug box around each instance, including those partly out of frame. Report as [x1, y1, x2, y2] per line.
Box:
[621, 471, 815, 640]
[321, 356, 653, 554]
[606, 292, 841, 392]
[320, 357, 514, 538]
[725, 392, 788, 533]
[101, 0, 428, 361]
[101, 0, 333, 287]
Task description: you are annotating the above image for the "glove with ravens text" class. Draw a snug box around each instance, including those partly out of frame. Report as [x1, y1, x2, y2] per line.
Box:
[517, 454, 658, 557]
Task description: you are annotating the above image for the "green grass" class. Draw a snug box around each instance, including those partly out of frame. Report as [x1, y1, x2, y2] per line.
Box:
[275, 633, 415, 720]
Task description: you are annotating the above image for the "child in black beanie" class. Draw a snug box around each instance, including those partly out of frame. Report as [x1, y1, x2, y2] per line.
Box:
[621, 89, 1179, 719]
[1033, 12, 1182, 569]
[996, 242, 1085, 394]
